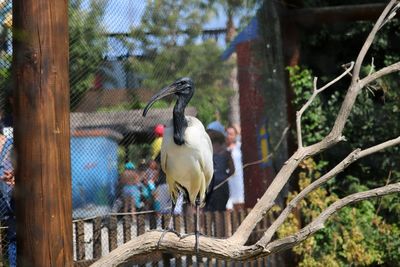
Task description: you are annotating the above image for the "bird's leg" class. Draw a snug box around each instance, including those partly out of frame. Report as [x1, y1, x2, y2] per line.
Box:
[195, 197, 202, 266]
[195, 198, 200, 253]
[157, 192, 183, 248]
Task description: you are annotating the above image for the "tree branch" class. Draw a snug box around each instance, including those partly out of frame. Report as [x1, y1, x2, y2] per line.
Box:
[351, 0, 398, 82]
[360, 61, 400, 87]
[296, 62, 354, 148]
[90, 2, 400, 265]
[259, 135, 400, 244]
[261, 183, 400, 253]
[90, 183, 400, 266]
[229, 1, 398, 245]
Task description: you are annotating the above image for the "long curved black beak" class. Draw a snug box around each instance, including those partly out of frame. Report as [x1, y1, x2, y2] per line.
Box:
[142, 83, 178, 117]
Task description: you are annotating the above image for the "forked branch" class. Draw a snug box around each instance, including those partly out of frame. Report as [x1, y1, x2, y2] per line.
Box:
[261, 183, 400, 254]
[296, 62, 354, 148]
[90, 184, 400, 266]
[260, 136, 400, 245]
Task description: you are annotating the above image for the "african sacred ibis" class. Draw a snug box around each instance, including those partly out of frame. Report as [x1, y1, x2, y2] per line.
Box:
[142, 77, 214, 252]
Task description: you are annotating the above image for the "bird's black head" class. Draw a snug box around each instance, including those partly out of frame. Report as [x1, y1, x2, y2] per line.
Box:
[142, 77, 194, 117]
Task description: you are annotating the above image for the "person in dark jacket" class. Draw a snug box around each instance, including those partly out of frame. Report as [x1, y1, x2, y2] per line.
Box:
[204, 122, 234, 212]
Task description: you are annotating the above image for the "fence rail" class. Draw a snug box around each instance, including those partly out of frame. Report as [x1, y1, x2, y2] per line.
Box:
[68, 208, 272, 267]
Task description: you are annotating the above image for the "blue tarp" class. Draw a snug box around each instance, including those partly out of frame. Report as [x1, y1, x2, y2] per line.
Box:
[71, 136, 119, 211]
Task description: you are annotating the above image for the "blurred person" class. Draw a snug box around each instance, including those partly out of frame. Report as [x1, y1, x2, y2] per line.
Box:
[121, 162, 143, 213]
[204, 121, 234, 212]
[144, 159, 159, 184]
[226, 125, 245, 211]
[150, 124, 164, 160]
[139, 160, 157, 211]
[0, 124, 16, 267]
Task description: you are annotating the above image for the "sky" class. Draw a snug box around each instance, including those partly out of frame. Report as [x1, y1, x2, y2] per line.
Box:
[99, 1, 230, 57]
[102, 1, 228, 33]
[103, 0, 146, 33]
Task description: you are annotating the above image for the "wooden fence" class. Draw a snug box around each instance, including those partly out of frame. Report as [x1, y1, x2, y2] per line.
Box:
[72, 208, 274, 267]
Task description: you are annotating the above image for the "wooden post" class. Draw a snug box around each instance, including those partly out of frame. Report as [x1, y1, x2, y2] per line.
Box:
[108, 216, 118, 252]
[12, 0, 72, 266]
[75, 221, 86, 261]
[92, 217, 102, 259]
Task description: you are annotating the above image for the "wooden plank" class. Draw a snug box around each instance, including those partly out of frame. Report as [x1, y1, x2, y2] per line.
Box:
[108, 216, 118, 252]
[174, 215, 183, 267]
[137, 214, 146, 236]
[231, 209, 239, 233]
[257, 257, 263, 267]
[224, 211, 232, 237]
[215, 211, 224, 238]
[184, 208, 194, 267]
[174, 214, 181, 235]
[204, 211, 213, 267]
[149, 213, 158, 230]
[185, 208, 194, 234]
[92, 217, 102, 259]
[163, 213, 172, 229]
[215, 211, 224, 267]
[159, 214, 174, 267]
[13, 0, 73, 265]
[123, 215, 132, 243]
[162, 253, 171, 267]
[75, 221, 85, 261]
[205, 211, 213, 236]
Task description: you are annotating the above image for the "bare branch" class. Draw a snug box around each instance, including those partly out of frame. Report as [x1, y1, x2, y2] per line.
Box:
[90, 183, 400, 266]
[262, 183, 400, 254]
[360, 62, 400, 88]
[91, 2, 400, 265]
[259, 135, 400, 244]
[242, 125, 290, 169]
[89, 231, 261, 266]
[352, 0, 398, 82]
[214, 125, 290, 191]
[296, 62, 354, 148]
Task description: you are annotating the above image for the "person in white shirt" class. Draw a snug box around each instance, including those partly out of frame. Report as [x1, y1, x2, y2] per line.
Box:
[225, 126, 245, 211]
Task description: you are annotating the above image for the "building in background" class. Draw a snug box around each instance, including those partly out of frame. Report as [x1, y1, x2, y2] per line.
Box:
[222, 15, 288, 208]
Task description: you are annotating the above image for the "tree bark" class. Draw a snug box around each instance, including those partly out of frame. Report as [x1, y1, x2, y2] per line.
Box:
[12, 0, 73, 266]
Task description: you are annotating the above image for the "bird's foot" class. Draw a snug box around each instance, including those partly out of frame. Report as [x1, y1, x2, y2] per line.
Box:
[157, 228, 181, 249]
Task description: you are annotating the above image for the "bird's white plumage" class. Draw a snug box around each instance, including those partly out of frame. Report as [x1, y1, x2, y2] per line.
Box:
[161, 116, 213, 206]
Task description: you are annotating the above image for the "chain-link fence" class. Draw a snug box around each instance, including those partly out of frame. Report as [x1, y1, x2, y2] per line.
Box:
[0, 0, 276, 265]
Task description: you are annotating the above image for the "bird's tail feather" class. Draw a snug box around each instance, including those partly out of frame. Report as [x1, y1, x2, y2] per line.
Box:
[204, 174, 215, 205]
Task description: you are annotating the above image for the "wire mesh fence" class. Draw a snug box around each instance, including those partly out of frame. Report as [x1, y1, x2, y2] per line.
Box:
[0, 0, 272, 265]
[1, 0, 14, 265]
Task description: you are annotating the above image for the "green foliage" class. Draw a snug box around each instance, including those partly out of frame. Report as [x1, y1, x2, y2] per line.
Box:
[118, 143, 152, 173]
[278, 158, 400, 267]
[289, 62, 400, 194]
[130, 0, 234, 124]
[287, 66, 331, 145]
[69, 0, 108, 110]
[132, 0, 212, 52]
[209, 0, 261, 34]
[288, 49, 400, 263]
[133, 40, 233, 124]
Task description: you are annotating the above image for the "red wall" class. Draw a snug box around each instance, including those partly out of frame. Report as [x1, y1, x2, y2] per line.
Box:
[236, 41, 275, 208]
